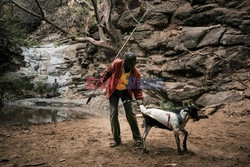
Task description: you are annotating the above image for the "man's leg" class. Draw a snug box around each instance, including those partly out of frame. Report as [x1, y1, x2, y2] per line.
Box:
[121, 91, 141, 142]
[109, 90, 121, 147]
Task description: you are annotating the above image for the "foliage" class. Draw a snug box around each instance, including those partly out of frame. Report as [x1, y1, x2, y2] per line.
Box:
[0, 75, 34, 101]
[0, 74, 54, 101]
[159, 101, 183, 111]
[88, 16, 98, 27]
[33, 80, 49, 96]
[0, 6, 39, 47]
[75, 6, 89, 15]
[0, 2, 40, 74]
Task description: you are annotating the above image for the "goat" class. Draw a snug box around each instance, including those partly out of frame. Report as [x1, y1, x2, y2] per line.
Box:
[139, 105, 200, 155]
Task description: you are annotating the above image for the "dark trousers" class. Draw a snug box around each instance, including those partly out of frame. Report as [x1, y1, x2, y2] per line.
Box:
[109, 89, 141, 143]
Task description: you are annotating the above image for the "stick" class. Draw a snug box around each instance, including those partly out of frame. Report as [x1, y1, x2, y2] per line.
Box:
[23, 162, 46, 167]
[114, 24, 140, 60]
[86, 88, 97, 105]
[86, 7, 151, 105]
[114, 6, 151, 60]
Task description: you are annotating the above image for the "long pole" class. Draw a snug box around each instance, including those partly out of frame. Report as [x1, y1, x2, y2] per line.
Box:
[86, 6, 151, 105]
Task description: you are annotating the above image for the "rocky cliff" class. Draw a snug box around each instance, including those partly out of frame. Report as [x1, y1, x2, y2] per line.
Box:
[1, 0, 250, 115]
[78, 0, 249, 114]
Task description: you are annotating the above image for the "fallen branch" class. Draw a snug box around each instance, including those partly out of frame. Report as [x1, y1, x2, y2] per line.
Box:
[23, 162, 46, 167]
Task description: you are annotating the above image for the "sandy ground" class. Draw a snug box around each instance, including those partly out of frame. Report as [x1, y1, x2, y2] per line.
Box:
[0, 110, 250, 167]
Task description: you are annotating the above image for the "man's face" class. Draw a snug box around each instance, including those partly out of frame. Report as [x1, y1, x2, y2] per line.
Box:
[124, 59, 136, 72]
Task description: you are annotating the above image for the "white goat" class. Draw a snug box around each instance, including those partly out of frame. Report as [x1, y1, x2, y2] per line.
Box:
[139, 104, 200, 155]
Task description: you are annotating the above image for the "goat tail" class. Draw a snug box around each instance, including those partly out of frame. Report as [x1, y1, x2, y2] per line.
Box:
[139, 105, 147, 114]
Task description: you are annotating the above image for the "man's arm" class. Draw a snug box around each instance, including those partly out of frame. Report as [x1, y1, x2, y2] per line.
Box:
[101, 65, 113, 82]
[132, 69, 143, 100]
[96, 62, 115, 88]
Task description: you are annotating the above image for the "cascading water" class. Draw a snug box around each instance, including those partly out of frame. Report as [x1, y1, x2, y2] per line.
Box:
[1, 43, 110, 124]
[19, 43, 79, 96]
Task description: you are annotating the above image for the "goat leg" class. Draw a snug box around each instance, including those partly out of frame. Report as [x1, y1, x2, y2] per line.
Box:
[174, 130, 183, 155]
[142, 125, 151, 154]
[181, 129, 188, 152]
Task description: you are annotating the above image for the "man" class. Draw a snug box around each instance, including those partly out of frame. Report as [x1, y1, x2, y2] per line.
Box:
[99, 51, 143, 148]
[52, 78, 59, 97]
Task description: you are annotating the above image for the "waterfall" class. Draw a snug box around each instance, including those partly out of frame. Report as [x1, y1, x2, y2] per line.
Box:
[19, 43, 79, 96]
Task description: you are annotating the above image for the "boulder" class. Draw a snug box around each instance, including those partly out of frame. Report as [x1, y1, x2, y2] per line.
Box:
[162, 82, 204, 101]
[196, 91, 244, 107]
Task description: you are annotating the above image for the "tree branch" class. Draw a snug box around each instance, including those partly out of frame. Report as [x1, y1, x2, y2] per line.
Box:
[9, 0, 134, 57]
[0, 1, 9, 9]
[10, 0, 72, 36]
[91, 0, 100, 23]
[102, 0, 122, 48]
[34, 0, 45, 18]
[124, 1, 140, 24]
[75, 37, 118, 53]
[90, 0, 108, 41]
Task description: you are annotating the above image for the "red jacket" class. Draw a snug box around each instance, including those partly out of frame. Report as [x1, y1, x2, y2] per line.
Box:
[100, 59, 143, 100]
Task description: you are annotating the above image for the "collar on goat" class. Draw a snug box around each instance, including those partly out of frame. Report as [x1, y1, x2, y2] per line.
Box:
[174, 110, 184, 124]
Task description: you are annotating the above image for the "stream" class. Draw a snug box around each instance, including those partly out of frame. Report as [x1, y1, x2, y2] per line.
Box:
[0, 98, 111, 124]
[0, 43, 111, 124]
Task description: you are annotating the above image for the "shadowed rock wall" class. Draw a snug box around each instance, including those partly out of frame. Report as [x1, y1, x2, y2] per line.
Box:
[113, 0, 249, 112]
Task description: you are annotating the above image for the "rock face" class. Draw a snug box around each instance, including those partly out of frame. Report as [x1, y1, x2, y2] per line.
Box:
[2, 0, 249, 113]
[114, 0, 250, 109]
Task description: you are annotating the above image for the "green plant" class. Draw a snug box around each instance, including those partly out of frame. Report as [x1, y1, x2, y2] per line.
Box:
[33, 81, 48, 97]
[0, 3, 40, 48]
[75, 6, 88, 15]
[14, 37, 40, 47]
[160, 101, 183, 111]
[88, 16, 98, 27]
[0, 75, 34, 101]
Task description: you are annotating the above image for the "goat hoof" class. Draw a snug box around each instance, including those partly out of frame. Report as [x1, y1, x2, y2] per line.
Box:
[143, 149, 149, 154]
